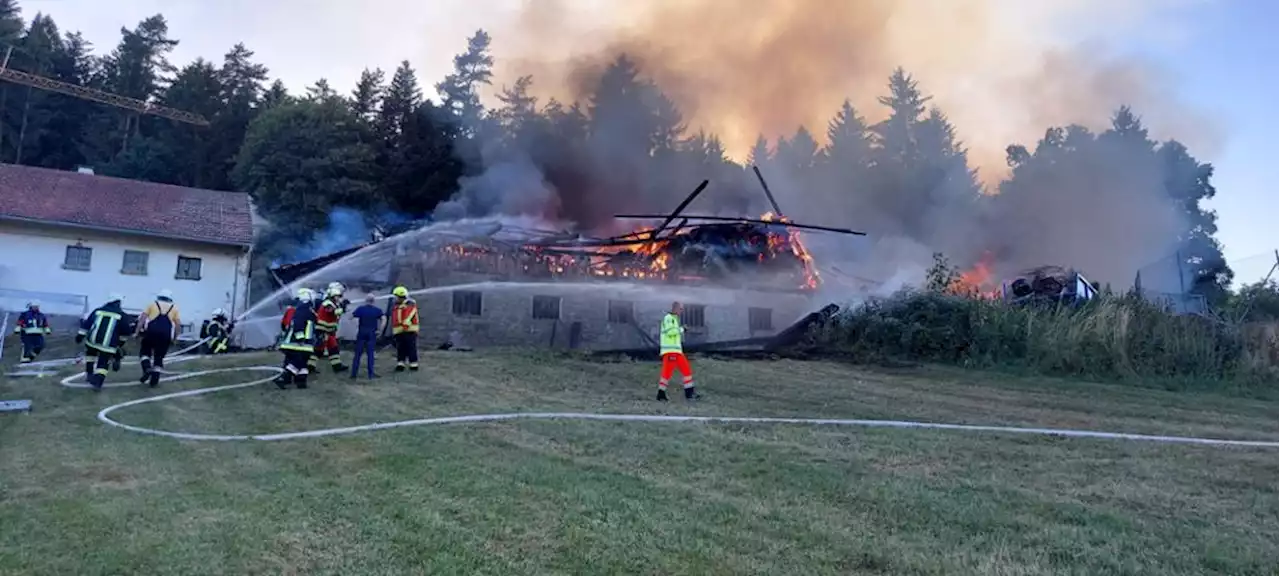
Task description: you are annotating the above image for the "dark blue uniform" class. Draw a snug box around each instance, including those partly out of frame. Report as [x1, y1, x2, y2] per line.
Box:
[14, 307, 51, 363]
[350, 304, 384, 379]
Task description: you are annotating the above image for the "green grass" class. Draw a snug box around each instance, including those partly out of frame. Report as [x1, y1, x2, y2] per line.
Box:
[1, 349, 1276, 575]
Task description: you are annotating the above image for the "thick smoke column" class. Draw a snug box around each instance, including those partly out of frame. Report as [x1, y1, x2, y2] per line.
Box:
[431, 0, 1218, 291]
[494, 0, 1215, 183]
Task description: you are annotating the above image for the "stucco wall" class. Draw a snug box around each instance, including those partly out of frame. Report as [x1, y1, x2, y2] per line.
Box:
[0, 220, 250, 334]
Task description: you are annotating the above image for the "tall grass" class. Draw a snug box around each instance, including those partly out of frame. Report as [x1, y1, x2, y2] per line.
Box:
[811, 289, 1277, 397]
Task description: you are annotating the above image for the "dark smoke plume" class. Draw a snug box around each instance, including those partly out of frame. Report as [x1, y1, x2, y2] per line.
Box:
[492, 0, 1216, 185]
[434, 0, 1219, 292]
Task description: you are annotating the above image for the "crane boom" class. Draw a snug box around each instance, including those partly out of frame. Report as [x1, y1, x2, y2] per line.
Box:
[0, 52, 210, 127]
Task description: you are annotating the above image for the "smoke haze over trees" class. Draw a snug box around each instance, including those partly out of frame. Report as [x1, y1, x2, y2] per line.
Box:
[0, 1, 1239, 306]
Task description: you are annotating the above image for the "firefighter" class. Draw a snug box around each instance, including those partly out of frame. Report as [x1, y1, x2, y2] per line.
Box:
[75, 294, 136, 391]
[136, 289, 181, 388]
[274, 288, 318, 389]
[657, 301, 699, 401]
[13, 300, 52, 363]
[390, 285, 420, 371]
[313, 281, 350, 373]
[205, 308, 235, 354]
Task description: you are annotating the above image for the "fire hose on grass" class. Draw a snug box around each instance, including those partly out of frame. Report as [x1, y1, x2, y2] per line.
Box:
[33, 346, 1279, 448]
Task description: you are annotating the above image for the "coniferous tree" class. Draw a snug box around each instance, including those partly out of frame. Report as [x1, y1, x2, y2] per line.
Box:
[350, 67, 384, 123]
[436, 29, 493, 135]
[261, 79, 289, 109]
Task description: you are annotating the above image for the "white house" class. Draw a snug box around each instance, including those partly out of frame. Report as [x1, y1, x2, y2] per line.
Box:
[0, 163, 254, 336]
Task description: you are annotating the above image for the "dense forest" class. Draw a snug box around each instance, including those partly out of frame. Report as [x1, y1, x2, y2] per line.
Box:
[0, 3, 1252, 308]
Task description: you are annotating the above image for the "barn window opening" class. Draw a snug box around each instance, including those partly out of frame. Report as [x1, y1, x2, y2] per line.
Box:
[607, 300, 634, 324]
[749, 307, 773, 331]
[532, 295, 561, 320]
[681, 304, 705, 328]
[175, 256, 202, 280]
[122, 250, 149, 275]
[452, 290, 482, 316]
[63, 245, 92, 271]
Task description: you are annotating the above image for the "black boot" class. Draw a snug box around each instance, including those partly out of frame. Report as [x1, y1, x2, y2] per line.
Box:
[656, 389, 669, 402]
[273, 372, 293, 390]
[111, 355, 122, 372]
[148, 371, 161, 388]
[89, 373, 104, 391]
[394, 365, 406, 373]
[332, 363, 347, 373]
[294, 374, 309, 389]
[139, 358, 152, 384]
[684, 386, 701, 401]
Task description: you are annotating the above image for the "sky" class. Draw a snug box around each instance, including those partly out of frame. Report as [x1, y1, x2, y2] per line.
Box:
[20, 0, 1280, 284]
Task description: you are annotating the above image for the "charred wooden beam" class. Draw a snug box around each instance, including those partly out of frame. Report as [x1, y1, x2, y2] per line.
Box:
[751, 165, 785, 215]
[652, 179, 710, 241]
[613, 214, 866, 236]
[764, 303, 840, 351]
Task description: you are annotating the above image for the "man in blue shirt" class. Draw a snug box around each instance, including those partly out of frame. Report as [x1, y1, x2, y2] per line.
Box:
[349, 293, 385, 380]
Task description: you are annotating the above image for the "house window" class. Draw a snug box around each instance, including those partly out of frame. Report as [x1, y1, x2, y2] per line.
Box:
[63, 245, 92, 271]
[175, 256, 202, 280]
[681, 304, 705, 328]
[452, 290, 482, 316]
[607, 300, 634, 324]
[532, 295, 560, 320]
[749, 307, 773, 331]
[121, 250, 149, 275]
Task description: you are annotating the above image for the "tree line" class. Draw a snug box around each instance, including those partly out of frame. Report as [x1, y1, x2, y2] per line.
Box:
[0, 2, 1260, 310]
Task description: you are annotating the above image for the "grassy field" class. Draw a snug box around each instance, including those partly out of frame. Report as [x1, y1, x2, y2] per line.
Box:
[0, 349, 1275, 575]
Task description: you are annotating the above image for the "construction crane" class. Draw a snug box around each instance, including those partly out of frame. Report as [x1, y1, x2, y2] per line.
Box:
[0, 46, 210, 127]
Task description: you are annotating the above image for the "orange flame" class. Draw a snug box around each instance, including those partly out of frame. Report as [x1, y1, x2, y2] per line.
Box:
[761, 211, 821, 290]
[948, 252, 1001, 299]
[428, 214, 822, 290]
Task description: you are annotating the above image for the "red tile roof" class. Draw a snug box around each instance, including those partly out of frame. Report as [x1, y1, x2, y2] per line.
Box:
[0, 163, 254, 247]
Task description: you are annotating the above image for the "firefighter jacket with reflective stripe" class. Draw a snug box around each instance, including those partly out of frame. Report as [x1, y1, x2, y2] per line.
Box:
[79, 302, 134, 354]
[14, 309, 51, 335]
[315, 296, 347, 332]
[392, 299, 419, 334]
[207, 318, 232, 339]
[280, 303, 317, 353]
[660, 313, 684, 355]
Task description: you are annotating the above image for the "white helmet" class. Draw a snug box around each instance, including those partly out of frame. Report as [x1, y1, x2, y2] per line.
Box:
[326, 281, 346, 297]
[212, 308, 226, 317]
[108, 293, 124, 303]
[26, 300, 39, 309]
[157, 289, 173, 300]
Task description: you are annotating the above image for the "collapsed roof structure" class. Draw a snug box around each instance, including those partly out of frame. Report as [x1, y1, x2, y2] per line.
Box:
[269, 167, 866, 294]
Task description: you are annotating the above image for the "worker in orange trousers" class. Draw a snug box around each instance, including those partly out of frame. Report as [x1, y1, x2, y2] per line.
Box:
[657, 301, 700, 401]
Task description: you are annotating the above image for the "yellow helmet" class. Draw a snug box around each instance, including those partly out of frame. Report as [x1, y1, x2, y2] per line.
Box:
[392, 286, 408, 298]
[296, 287, 314, 301]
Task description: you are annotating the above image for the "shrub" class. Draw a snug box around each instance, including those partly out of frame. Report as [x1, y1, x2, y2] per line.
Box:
[811, 289, 1277, 397]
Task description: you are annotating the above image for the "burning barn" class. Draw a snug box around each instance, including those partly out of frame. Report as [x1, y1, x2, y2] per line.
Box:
[254, 176, 864, 352]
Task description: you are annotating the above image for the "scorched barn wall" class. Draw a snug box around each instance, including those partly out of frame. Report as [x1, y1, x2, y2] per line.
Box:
[359, 280, 813, 351]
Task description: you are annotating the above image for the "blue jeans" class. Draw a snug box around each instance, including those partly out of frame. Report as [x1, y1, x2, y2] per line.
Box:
[350, 336, 376, 377]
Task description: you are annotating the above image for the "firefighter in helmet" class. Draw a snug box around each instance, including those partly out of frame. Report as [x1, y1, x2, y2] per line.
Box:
[14, 300, 51, 363]
[205, 308, 235, 354]
[390, 285, 420, 371]
[312, 281, 350, 373]
[275, 288, 318, 389]
[75, 293, 137, 390]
